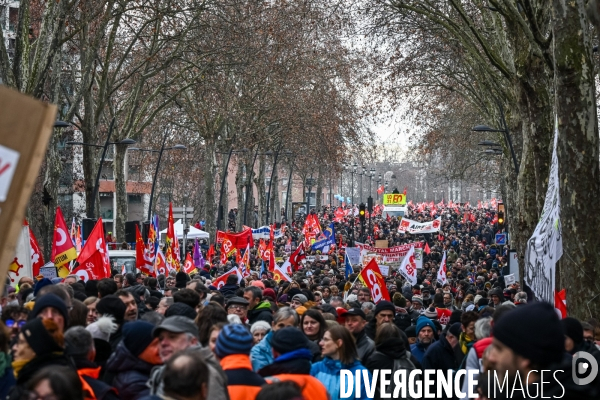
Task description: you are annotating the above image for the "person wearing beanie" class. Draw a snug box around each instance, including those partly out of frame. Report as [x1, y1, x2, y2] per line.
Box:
[164, 302, 197, 320]
[487, 302, 596, 399]
[96, 295, 127, 351]
[291, 294, 308, 310]
[365, 300, 396, 340]
[33, 278, 53, 297]
[488, 287, 503, 308]
[9, 318, 71, 399]
[250, 280, 265, 290]
[410, 316, 437, 364]
[561, 317, 600, 360]
[258, 327, 328, 400]
[105, 320, 161, 400]
[216, 324, 266, 400]
[405, 325, 417, 345]
[175, 271, 189, 289]
[243, 286, 273, 325]
[421, 321, 461, 397]
[424, 306, 438, 320]
[31, 293, 69, 333]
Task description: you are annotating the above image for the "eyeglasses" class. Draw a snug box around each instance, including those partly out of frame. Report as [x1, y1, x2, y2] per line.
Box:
[228, 305, 247, 311]
[5, 319, 26, 329]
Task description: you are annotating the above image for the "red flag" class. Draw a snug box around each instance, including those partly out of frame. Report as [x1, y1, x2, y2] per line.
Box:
[27, 222, 44, 277]
[212, 267, 242, 289]
[289, 242, 306, 271]
[136, 225, 154, 276]
[216, 228, 253, 249]
[235, 248, 242, 265]
[259, 239, 267, 261]
[207, 244, 215, 264]
[386, 214, 391, 222]
[269, 224, 274, 243]
[555, 289, 567, 318]
[358, 259, 390, 303]
[75, 225, 82, 252]
[424, 242, 431, 255]
[267, 241, 276, 272]
[73, 218, 110, 281]
[183, 253, 196, 274]
[51, 206, 77, 277]
[377, 185, 384, 195]
[403, 187, 407, 195]
[165, 203, 180, 271]
[273, 263, 292, 282]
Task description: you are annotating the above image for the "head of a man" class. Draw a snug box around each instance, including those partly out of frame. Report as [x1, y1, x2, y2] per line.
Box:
[226, 297, 249, 320]
[291, 294, 307, 310]
[153, 316, 200, 362]
[374, 301, 395, 327]
[243, 287, 262, 310]
[329, 296, 344, 309]
[416, 316, 436, 346]
[64, 275, 78, 286]
[162, 350, 209, 400]
[357, 288, 370, 304]
[272, 307, 298, 331]
[343, 309, 367, 335]
[116, 290, 138, 322]
[32, 294, 69, 333]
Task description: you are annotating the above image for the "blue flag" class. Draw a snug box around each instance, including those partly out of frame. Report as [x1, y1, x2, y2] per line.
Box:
[345, 252, 353, 279]
[312, 222, 335, 252]
[260, 259, 266, 277]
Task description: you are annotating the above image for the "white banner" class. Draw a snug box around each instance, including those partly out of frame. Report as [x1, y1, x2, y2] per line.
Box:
[252, 226, 284, 240]
[524, 120, 562, 304]
[356, 242, 423, 268]
[398, 246, 417, 285]
[398, 217, 442, 234]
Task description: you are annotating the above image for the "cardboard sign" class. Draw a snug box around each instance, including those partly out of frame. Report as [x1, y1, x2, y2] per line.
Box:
[379, 265, 390, 277]
[504, 273, 516, 286]
[39, 264, 58, 280]
[375, 240, 389, 249]
[0, 87, 56, 295]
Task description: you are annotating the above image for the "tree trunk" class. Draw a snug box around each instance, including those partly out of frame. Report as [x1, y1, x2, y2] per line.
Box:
[316, 166, 324, 210]
[270, 166, 280, 224]
[203, 136, 216, 239]
[235, 158, 245, 230]
[255, 154, 266, 227]
[553, 0, 600, 319]
[114, 144, 128, 244]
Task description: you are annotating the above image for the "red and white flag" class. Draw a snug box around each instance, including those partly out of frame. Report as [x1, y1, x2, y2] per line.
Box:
[183, 253, 196, 275]
[73, 218, 111, 281]
[272, 263, 292, 282]
[51, 206, 77, 277]
[212, 267, 243, 289]
[555, 289, 567, 318]
[136, 225, 155, 276]
[154, 249, 167, 276]
[437, 251, 448, 286]
[398, 246, 418, 285]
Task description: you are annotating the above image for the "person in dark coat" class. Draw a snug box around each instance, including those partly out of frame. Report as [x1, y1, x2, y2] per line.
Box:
[244, 287, 273, 325]
[95, 295, 127, 351]
[219, 274, 240, 299]
[8, 318, 73, 400]
[340, 308, 374, 364]
[421, 323, 461, 399]
[104, 321, 162, 400]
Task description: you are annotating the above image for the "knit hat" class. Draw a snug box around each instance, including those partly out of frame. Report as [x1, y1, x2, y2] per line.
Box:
[424, 307, 438, 319]
[251, 280, 265, 289]
[411, 295, 423, 306]
[404, 325, 416, 338]
[561, 317, 584, 345]
[493, 302, 564, 366]
[175, 271, 189, 288]
[271, 327, 309, 354]
[31, 294, 69, 325]
[122, 321, 155, 357]
[477, 297, 489, 308]
[165, 302, 197, 320]
[33, 278, 53, 297]
[250, 321, 271, 334]
[416, 315, 436, 335]
[374, 301, 395, 317]
[263, 288, 276, 300]
[292, 294, 308, 305]
[86, 316, 118, 342]
[448, 322, 462, 338]
[21, 318, 63, 356]
[214, 324, 254, 359]
[393, 292, 407, 308]
[96, 295, 126, 322]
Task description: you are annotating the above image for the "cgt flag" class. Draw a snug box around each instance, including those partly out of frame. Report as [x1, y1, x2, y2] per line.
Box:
[183, 253, 196, 275]
[358, 259, 390, 304]
[154, 249, 167, 276]
[136, 225, 154, 276]
[437, 251, 448, 286]
[73, 218, 111, 282]
[212, 267, 243, 289]
[272, 263, 292, 282]
[51, 206, 77, 277]
[398, 246, 418, 286]
[165, 203, 180, 272]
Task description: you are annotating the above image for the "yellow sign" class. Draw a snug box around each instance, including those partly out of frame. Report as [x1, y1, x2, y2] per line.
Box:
[382, 193, 407, 205]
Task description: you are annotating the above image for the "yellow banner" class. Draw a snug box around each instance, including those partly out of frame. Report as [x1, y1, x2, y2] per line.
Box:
[382, 193, 407, 205]
[53, 248, 77, 268]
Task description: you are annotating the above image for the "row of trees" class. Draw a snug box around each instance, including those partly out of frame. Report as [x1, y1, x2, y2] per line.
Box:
[360, 0, 600, 317]
[0, 1, 369, 256]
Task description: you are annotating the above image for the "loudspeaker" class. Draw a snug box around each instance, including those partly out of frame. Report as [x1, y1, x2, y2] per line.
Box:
[125, 221, 140, 243]
[142, 221, 151, 242]
[82, 219, 97, 240]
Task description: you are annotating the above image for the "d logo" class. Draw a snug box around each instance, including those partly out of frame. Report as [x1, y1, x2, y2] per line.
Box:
[573, 351, 599, 385]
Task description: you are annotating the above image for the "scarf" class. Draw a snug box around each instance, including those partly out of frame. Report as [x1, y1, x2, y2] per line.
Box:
[459, 332, 474, 355]
[11, 359, 30, 378]
[0, 352, 11, 378]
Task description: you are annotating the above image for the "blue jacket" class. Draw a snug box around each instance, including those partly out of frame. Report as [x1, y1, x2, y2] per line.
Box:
[410, 340, 434, 364]
[311, 356, 372, 400]
[250, 330, 274, 372]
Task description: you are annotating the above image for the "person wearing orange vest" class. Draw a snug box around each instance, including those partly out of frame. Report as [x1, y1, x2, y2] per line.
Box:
[258, 327, 328, 400]
[215, 324, 265, 400]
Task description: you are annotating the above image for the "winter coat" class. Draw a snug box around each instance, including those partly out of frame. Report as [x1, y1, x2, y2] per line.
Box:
[0, 352, 15, 400]
[74, 357, 119, 400]
[105, 341, 156, 400]
[8, 353, 73, 400]
[220, 354, 265, 400]
[219, 284, 239, 299]
[148, 344, 229, 400]
[250, 330, 274, 372]
[410, 339, 434, 364]
[354, 329, 375, 364]
[311, 356, 372, 400]
[421, 334, 459, 400]
[247, 301, 273, 325]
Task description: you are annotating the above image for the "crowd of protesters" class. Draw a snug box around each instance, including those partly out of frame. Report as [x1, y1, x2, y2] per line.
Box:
[1, 202, 600, 400]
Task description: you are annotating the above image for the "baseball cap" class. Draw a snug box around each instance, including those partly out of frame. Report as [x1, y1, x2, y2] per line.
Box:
[339, 308, 366, 320]
[226, 296, 250, 308]
[152, 315, 199, 339]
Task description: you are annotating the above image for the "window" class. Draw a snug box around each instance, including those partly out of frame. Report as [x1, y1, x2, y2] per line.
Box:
[100, 164, 114, 180]
[9, 8, 18, 32]
[128, 165, 140, 181]
[128, 194, 142, 204]
[59, 163, 73, 187]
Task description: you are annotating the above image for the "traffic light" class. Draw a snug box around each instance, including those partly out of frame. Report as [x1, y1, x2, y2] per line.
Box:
[497, 211, 505, 231]
[359, 203, 366, 222]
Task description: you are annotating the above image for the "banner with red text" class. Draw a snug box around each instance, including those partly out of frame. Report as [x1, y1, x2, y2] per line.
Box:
[398, 217, 442, 234]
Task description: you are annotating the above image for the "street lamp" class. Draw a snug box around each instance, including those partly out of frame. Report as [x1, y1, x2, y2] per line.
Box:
[368, 168, 375, 198]
[306, 176, 315, 211]
[472, 101, 519, 175]
[66, 118, 137, 218]
[128, 141, 187, 221]
[376, 174, 382, 201]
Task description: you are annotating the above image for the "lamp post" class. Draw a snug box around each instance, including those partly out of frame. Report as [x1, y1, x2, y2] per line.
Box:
[368, 168, 375, 198]
[306, 176, 315, 212]
[128, 139, 187, 221]
[66, 118, 137, 218]
[376, 174, 382, 201]
[351, 162, 357, 206]
[283, 151, 294, 222]
[472, 101, 519, 176]
[358, 167, 365, 204]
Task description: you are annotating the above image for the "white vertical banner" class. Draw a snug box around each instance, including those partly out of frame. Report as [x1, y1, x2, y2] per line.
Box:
[524, 118, 563, 304]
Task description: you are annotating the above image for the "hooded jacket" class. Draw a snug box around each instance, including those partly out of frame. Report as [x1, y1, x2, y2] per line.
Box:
[220, 354, 265, 400]
[250, 330, 274, 371]
[219, 284, 239, 299]
[147, 344, 229, 400]
[311, 357, 371, 400]
[247, 300, 273, 325]
[105, 341, 156, 400]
